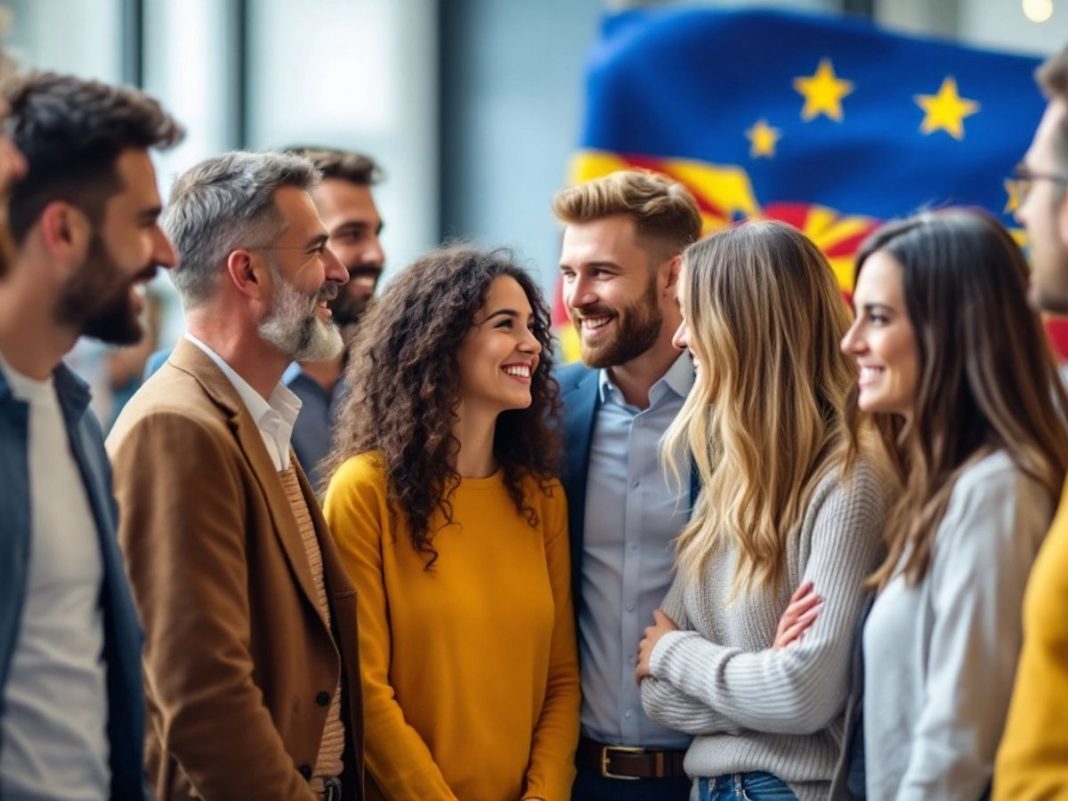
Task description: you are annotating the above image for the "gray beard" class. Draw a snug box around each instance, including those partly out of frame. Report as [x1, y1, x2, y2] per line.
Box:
[258, 275, 344, 362]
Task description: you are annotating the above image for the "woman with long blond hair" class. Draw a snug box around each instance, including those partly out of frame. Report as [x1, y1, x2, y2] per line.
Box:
[636, 220, 889, 801]
[833, 210, 1068, 800]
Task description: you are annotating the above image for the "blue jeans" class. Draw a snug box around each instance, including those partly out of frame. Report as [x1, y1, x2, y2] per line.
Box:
[696, 772, 798, 801]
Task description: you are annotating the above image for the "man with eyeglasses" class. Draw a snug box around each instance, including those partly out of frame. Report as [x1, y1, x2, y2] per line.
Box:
[994, 44, 1068, 801]
[107, 152, 365, 801]
[282, 147, 386, 490]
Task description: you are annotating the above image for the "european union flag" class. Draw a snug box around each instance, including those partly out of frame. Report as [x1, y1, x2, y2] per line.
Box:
[557, 8, 1058, 357]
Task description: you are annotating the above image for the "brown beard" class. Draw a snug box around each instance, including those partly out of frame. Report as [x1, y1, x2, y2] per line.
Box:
[573, 272, 663, 368]
[54, 233, 154, 345]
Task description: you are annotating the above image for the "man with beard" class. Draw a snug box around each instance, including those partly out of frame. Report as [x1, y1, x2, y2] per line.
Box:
[106, 152, 365, 801]
[282, 146, 385, 489]
[552, 170, 701, 801]
[995, 44, 1068, 801]
[0, 72, 183, 801]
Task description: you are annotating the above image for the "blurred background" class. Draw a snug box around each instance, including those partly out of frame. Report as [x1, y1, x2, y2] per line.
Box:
[5, 0, 1063, 423]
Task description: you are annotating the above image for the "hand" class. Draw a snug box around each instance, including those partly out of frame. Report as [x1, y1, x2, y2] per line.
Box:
[636, 609, 678, 682]
[773, 580, 823, 650]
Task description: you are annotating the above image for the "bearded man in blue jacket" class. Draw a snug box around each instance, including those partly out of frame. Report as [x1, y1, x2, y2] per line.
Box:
[0, 72, 182, 801]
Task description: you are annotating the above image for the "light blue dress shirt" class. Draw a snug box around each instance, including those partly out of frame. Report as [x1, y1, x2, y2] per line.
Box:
[579, 353, 694, 748]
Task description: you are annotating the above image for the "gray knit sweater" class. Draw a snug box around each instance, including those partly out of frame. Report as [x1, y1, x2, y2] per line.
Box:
[640, 461, 888, 801]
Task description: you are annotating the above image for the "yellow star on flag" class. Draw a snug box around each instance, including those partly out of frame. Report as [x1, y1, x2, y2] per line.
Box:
[1004, 178, 1024, 214]
[746, 119, 781, 158]
[793, 58, 854, 122]
[915, 77, 980, 140]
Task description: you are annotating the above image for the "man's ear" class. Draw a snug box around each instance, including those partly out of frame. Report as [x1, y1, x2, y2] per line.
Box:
[36, 201, 90, 273]
[664, 253, 683, 290]
[226, 248, 268, 301]
[660, 252, 683, 303]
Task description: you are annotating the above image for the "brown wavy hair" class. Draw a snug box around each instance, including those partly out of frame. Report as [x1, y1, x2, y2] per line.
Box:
[320, 245, 563, 568]
[860, 210, 1068, 589]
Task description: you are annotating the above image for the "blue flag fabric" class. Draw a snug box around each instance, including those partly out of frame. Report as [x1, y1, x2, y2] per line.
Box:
[553, 7, 1061, 362]
[576, 7, 1043, 224]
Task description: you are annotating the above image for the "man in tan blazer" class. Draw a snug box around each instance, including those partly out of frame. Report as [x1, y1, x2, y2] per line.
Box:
[107, 151, 362, 801]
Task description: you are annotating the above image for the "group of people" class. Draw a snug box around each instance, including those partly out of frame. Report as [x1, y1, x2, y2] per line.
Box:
[3, 36, 1068, 801]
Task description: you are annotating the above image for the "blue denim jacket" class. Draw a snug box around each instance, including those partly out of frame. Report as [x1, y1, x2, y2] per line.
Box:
[0, 363, 146, 801]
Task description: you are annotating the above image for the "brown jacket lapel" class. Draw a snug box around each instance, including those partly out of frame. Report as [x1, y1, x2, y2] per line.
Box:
[169, 339, 322, 620]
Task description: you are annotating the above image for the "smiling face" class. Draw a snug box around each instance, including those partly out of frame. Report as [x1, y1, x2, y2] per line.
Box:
[311, 177, 385, 326]
[1016, 98, 1068, 313]
[670, 258, 700, 375]
[54, 148, 177, 345]
[256, 186, 349, 361]
[456, 275, 542, 417]
[840, 249, 920, 418]
[559, 214, 667, 368]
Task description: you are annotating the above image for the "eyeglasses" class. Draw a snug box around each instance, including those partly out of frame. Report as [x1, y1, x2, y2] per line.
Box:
[1009, 165, 1068, 204]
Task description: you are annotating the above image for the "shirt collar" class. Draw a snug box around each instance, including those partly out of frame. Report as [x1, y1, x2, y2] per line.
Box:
[184, 334, 301, 429]
[282, 361, 303, 386]
[0, 350, 92, 424]
[598, 352, 694, 408]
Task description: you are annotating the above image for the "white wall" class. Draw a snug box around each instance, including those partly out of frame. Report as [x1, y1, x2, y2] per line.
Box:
[247, 0, 439, 277]
[7, 0, 123, 81]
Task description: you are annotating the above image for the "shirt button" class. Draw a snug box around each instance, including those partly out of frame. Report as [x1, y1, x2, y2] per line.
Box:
[631, 478, 640, 489]
[316, 691, 331, 706]
[298, 764, 312, 780]
[626, 602, 636, 612]
[624, 709, 634, 719]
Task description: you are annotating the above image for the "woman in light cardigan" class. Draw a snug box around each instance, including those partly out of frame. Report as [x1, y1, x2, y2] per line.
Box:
[636, 220, 889, 801]
[832, 210, 1068, 800]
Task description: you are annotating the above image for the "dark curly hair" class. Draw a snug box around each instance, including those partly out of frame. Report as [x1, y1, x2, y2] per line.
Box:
[320, 245, 563, 569]
[4, 70, 184, 243]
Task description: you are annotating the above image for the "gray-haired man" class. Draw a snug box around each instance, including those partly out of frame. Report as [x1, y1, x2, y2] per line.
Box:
[281, 146, 385, 488]
[106, 151, 364, 801]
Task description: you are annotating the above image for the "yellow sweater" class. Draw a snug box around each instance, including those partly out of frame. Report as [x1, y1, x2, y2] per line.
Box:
[323, 453, 580, 801]
[994, 481, 1068, 799]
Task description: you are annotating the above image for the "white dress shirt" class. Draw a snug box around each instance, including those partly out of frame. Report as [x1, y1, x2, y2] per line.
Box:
[185, 334, 301, 471]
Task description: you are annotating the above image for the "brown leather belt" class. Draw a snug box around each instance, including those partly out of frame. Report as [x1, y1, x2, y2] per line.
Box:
[576, 736, 687, 780]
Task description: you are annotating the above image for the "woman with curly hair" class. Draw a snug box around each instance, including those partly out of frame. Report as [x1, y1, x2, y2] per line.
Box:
[320, 245, 579, 801]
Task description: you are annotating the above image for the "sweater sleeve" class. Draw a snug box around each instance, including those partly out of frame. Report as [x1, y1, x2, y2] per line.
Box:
[895, 468, 1049, 801]
[994, 488, 1068, 801]
[659, 572, 691, 630]
[323, 457, 459, 801]
[648, 470, 884, 735]
[522, 482, 581, 801]
[640, 572, 733, 734]
[640, 677, 739, 735]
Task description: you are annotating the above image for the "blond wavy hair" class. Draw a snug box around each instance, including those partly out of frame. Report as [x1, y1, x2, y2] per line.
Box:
[552, 169, 701, 258]
[663, 221, 861, 595]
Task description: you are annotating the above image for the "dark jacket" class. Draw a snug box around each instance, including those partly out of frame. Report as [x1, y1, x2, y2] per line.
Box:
[0, 363, 147, 801]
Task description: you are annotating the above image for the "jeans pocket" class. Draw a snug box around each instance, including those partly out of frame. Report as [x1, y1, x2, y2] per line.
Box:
[740, 772, 797, 801]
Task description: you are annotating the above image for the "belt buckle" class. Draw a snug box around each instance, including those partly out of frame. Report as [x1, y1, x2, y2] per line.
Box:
[601, 744, 645, 781]
[322, 776, 343, 801]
